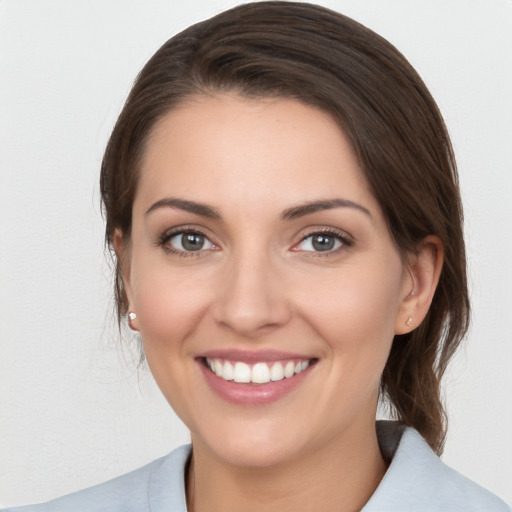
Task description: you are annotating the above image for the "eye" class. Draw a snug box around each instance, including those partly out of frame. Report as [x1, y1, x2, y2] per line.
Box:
[162, 230, 216, 254]
[295, 231, 350, 253]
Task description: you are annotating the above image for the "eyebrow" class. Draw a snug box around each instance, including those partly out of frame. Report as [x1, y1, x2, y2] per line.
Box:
[145, 197, 371, 221]
[280, 198, 371, 221]
[145, 198, 221, 219]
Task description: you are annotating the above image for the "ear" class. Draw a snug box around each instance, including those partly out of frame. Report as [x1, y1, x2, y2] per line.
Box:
[113, 228, 135, 317]
[395, 235, 444, 334]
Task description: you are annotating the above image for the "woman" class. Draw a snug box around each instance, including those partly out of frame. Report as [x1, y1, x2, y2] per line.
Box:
[3, 2, 510, 511]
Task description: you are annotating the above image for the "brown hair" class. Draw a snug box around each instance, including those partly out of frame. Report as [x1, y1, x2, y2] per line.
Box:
[100, 1, 469, 454]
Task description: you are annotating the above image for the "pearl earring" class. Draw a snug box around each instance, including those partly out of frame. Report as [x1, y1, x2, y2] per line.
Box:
[405, 315, 413, 327]
[128, 312, 137, 321]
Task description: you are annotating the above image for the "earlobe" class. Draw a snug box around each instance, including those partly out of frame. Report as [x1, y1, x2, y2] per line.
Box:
[395, 236, 444, 335]
[127, 311, 139, 331]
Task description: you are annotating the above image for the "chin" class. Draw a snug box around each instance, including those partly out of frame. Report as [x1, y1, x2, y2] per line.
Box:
[192, 421, 307, 469]
[215, 443, 298, 469]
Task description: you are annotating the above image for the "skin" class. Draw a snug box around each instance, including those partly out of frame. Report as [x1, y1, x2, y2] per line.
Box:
[116, 94, 443, 512]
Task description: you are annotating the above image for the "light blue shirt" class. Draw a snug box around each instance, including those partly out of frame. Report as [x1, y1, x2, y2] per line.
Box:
[4, 422, 510, 511]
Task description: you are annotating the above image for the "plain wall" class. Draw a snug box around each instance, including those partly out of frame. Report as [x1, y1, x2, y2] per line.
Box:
[1, 0, 511, 506]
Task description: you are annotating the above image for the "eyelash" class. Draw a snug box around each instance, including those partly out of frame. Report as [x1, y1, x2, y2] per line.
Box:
[294, 228, 353, 256]
[157, 227, 215, 257]
[156, 227, 353, 257]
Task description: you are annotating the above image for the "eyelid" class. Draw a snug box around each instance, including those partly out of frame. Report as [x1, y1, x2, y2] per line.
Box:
[157, 225, 220, 256]
[155, 224, 353, 256]
[291, 227, 354, 254]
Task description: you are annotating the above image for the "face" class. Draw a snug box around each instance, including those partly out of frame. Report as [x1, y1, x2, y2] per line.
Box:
[121, 94, 413, 468]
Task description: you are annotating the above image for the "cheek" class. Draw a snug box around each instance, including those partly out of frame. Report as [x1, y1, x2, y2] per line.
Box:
[295, 257, 404, 364]
[128, 258, 214, 423]
[130, 256, 213, 352]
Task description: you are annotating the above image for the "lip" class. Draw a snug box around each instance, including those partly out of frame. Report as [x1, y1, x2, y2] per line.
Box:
[196, 350, 316, 406]
[198, 349, 313, 363]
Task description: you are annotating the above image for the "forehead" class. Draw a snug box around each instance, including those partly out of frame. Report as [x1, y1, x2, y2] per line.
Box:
[135, 94, 379, 218]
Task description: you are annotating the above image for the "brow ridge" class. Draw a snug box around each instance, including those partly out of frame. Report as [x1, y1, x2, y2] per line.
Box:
[145, 197, 370, 222]
[145, 197, 221, 219]
[280, 199, 371, 221]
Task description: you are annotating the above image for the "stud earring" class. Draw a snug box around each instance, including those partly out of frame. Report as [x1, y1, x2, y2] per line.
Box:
[127, 311, 138, 332]
[405, 315, 413, 327]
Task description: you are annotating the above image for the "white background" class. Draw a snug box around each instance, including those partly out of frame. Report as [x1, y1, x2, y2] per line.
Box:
[1, 0, 511, 507]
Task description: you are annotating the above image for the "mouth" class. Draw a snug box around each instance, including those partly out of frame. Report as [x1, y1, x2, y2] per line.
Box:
[196, 351, 318, 405]
[203, 357, 313, 384]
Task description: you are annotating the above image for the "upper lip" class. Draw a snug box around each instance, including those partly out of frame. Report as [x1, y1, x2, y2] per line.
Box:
[197, 349, 314, 363]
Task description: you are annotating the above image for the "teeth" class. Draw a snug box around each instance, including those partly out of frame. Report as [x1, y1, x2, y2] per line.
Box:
[252, 362, 271, 384]
[284, 361, 295, 378]
[270, 362, 284, 381]
[223, 361, 234, 381]
[205, 358, 311, 384]
[214, 359, 223, 376]
[233, 362, 251, 383]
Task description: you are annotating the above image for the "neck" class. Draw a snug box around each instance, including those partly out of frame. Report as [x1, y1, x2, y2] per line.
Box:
[186, 422, 387, 512]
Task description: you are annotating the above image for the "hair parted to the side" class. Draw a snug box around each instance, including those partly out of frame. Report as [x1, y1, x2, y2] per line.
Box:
[100, 1, 470, 454]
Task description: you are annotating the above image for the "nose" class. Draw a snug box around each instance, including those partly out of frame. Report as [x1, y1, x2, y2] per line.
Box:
[212, 251, 292, 338]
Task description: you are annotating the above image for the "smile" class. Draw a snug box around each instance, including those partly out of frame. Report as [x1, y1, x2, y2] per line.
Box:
[205, 358, 312, 384]
[198, 350, 317, 405]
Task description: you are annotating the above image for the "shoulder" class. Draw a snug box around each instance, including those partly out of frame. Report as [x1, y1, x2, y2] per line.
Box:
[2, 445, 191, 512]
[364, 422, 511, 512]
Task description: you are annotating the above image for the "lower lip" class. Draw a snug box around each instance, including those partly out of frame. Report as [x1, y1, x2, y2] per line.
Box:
[198, 360, 313, 406]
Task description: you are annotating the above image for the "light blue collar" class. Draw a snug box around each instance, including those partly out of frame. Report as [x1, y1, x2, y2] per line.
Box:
[147, 421, 510, 512]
